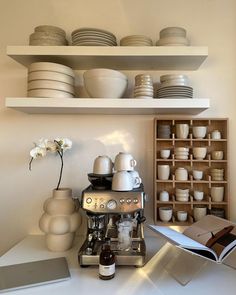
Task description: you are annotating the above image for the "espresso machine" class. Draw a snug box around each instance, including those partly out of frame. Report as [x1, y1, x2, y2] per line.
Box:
[78, 184, 146, 267]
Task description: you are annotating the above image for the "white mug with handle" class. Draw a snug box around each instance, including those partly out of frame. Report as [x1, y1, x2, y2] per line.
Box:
[128, 170, 142, 188]
[114, 152, 137, 171]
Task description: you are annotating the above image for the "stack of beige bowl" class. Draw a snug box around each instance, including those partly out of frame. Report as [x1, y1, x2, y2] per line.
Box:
[133, 74, 153, 98]
[156, 27, 189, 46]
[210, 168, 224, 181]
[156, 74, 193, 98]
[174, 147, 189, 160]
[120, 35, 153, 46]
[71, 27, 117, 46]
[29, 25, 68, 46]
[28, 62, 75, 98]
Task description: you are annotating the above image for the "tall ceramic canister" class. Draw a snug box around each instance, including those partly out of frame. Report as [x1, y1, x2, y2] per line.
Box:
[39, 188, 81, 251]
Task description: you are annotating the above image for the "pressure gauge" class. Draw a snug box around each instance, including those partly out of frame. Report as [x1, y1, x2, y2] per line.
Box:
[107, 199, 117, 210]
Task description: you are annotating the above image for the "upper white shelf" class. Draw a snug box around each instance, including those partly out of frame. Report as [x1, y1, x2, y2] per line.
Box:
[7, 46, 208, 70]
[5, 98, 210, 115]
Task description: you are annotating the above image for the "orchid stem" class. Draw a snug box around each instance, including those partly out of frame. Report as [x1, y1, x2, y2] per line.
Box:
[56, 150, 64, 190]
[29, 157, 33, 171]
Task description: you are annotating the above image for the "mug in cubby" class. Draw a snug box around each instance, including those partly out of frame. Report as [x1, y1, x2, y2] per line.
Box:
[193, 190, 204, 201]
[159, 206, 173, 222]
[211, 186, 224, 202]
[193, 205, 207, 221]
[193, 147, 207, 160]
[175, 167, 188, 181]
[175, 188, 189, 202]
[160, 149, 171, 159]
[159, 190, 169, 202]
[177, 210, 188, 222]
[211, 150, 224, 160]
[210, 168, 224, 181]
[157, 164, 170, 180]
[211, 130, 221, 139]
[192, 169, 203, 180]
[175, 123, 189, 139]
[192, 126, 207, 139]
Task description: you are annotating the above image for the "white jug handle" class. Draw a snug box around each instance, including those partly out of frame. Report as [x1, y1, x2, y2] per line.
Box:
[130, 159, 137, 167]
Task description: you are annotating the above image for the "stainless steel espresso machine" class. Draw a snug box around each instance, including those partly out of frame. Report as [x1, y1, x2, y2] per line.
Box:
[78, 184, 146, 267]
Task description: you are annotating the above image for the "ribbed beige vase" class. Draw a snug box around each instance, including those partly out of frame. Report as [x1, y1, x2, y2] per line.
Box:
[39, 188, 81, 251]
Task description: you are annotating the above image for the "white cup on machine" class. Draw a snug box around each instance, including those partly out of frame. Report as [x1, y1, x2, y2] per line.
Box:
[128, 170, 142, 188]
[112, 171, 133, 191]
[114, 152, 137, 171]
[93, 155, 113, 175]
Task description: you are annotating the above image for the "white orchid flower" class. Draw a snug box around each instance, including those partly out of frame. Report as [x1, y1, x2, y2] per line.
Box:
[38, 138, 57, 152]
[30, 146, 47, 159]
[55, 138, 72, 150]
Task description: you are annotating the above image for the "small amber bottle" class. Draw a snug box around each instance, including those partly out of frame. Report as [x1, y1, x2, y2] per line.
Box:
[99, 238, 115, 280]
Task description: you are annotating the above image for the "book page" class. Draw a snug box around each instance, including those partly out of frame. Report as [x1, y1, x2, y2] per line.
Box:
[183, 215, 236, 260]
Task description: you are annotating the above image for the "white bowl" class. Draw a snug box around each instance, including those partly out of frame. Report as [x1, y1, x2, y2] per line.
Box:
[192, 126, 207, 139]
[28, 80, 75, 95]
[28, 71, 74, 85]
[29, 62, 74, 77]
[83, 69, 128, 98]
[193, 170, 203, 180]
[28, 89, 74, 98]
[160, 27, 187, 38]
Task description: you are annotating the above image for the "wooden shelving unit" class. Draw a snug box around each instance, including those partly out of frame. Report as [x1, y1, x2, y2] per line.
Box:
[154, 118, 229, 225]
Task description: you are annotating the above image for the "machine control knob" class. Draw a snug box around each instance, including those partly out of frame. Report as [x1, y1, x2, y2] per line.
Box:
[126, 198, 132, 204]
[86, 197, 92, 204]
[119, 198, 125, 204]
[100, 204, 105, 209]
[133, 198, 139, 204]
[107, 200, 117, 210]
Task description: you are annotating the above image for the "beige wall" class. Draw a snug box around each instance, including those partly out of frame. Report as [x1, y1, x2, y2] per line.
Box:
[1, 0, 236, 255]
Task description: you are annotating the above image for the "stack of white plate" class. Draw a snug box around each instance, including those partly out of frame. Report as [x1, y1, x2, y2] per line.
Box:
[174, 147, 189, 160]
[71, 27, 117, 46]
[133, 74, 153, 98]
[156, 27, 189, 46]
[27, 62, 75, 98]
[120, 35, 153, 46]
[29, 25, 68, 46]
[156, 74, 193, 98]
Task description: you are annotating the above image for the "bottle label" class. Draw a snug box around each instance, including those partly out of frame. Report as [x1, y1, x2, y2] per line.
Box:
[99, 263, 115, 276]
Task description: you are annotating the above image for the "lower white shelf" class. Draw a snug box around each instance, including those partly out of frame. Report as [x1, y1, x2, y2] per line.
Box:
[5, 97, 210, 115]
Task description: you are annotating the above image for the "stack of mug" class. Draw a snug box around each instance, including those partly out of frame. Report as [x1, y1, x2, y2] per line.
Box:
[112, 152, 142, 191]
[133, 74, 154, 98]
[157, 124, 171, 138]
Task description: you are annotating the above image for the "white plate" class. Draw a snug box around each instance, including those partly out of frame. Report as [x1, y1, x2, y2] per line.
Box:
[72, 35, 117, 45]
[28, 89, 74, 98]
[72, 41, 114, 46]
[132, 96, 153, 99]
[28, 80, 75, 94]
[72, 31, 116, 42]
[28, 71, 74, 85]
[29, 62, 74, 77]
[71, 27, 116, 39]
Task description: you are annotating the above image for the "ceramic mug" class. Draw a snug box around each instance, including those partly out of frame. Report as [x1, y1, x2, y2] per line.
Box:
[157, 165, 170, 180]
[193, 205, 207, 221]
[159, 190, 169, 202]
[193, 190, 204, 201]
[114, 152, 137, 171]
[176, 124, 189, 139]
[159, 206, 173, 222]
[93, 155, 113, 175]
[211, 151, 224, 160]
[160, 149, 171, 159]
[192, 126, 207, 139]
[177, 211, 188, 222]
[128, 170, 142, 188]
[112, 171, 133, 191]
[193, 170, 203, 180]
[211, 186, 224, 202]
[211, 130, 221, 139]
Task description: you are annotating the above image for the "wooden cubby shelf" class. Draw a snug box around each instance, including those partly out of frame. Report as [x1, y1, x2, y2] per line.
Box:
[154, 117, 229, 225]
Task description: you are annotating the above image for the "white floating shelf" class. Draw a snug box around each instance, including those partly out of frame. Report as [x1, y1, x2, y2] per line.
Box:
[5, 98, 210, 115]
[7, 46, 208, 70]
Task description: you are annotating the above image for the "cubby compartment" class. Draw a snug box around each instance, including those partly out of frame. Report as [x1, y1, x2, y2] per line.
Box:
[154, 117, 229, 225]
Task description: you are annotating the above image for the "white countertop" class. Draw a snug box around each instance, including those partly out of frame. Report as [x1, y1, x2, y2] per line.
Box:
[1, 232, 236, 295]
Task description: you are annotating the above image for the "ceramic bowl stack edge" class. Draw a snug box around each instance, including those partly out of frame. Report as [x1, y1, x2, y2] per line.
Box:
[27, 62, 75, 98]
[29, 25, 68, 46]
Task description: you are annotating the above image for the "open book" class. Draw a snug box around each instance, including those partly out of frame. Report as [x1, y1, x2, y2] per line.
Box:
[148, 215, 236, 263]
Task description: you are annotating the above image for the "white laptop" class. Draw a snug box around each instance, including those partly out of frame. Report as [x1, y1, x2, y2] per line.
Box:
[0, 257, 71, 293]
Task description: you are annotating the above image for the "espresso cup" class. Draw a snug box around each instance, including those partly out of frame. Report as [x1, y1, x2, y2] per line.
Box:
[193, 206, 207, 221]
[114, 152, 137, 171]
[176, 124, 189, 139]
[157, 165, 170, 180]
[128, 170, 142, 188]
[112, 171, 133, 191]
[93, 155, 113, 175]
[211, 186, 224, 202]
[159, 206, 173, 222]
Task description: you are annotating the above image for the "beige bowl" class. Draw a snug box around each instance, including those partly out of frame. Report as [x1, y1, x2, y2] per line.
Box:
[193, 147, 207, 160]
[212, 151, 224, 160]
